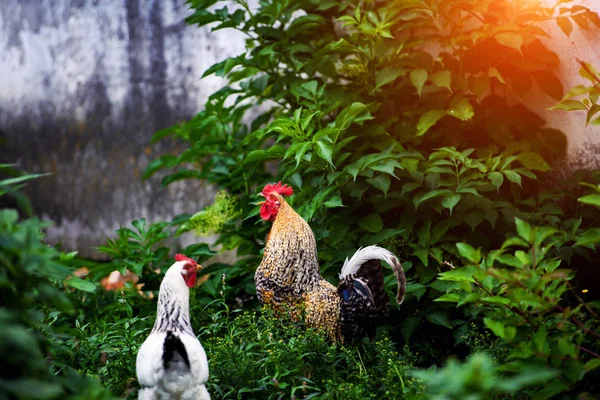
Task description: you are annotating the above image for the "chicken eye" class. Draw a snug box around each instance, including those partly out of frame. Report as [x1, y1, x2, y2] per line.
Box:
[181, 263, 193, 274]
[269, 195, 276, 201]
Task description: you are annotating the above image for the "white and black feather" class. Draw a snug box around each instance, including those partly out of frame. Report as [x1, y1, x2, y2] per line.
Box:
[136, 261, 210, 400]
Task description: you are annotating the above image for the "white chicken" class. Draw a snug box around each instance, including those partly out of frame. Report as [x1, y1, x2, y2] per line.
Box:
[136, 254, 210, 400]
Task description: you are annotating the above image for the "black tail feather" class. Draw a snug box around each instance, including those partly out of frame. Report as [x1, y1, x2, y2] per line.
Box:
[354, 259, 389, 316]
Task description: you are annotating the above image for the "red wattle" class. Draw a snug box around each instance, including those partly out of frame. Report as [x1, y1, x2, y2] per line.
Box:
[184, 272, 197, 288]
[260, 203, 271, 220]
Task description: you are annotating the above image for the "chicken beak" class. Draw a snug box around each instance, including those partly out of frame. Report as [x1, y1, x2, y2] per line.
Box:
[196, 263, 203, 271]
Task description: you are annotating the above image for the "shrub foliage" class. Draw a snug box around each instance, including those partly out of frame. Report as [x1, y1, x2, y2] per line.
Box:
[141, 0, 600, 397]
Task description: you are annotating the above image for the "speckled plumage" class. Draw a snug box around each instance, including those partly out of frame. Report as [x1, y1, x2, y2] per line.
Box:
[255, 192, 406, 341]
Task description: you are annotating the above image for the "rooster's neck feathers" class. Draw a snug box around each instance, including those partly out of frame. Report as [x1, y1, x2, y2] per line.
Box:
[151, 261, 194, 336]
[261, 200, 321, 286]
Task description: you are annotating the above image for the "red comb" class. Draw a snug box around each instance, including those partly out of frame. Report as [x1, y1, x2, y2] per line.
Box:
[175, 254, 197, 266]
[262, 181, 294, 197]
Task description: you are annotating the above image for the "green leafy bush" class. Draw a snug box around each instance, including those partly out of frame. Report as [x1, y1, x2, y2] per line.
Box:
[436, 214, 600, 397]
[147, 0, 598, 332]
[413, 352, 557, 400]
[0, 171, 112, 399]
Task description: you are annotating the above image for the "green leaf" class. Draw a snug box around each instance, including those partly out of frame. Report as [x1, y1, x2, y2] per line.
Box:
[579, 182, 600, 193]
[224, 57, 242, 74]
[413, 189, 453, 208]
[335, 102, 374, 129]
[59, 251, 78, 261]
[367, 174, 391, 196]
[441, 194, 461, 214]
[547, 99, 588, 111]
[301, 80, 319, 97]
[431, 70, 451, 91]
[244, 149, 268, 164]
[575, 228, 600, 246]
[425, 308, 453, 328]
[416, 109, 445, 136]
[375, 67, 404, 88]
[532, 327, 548, 353]
[584, 358, 600, 372]
[456, 242, 481, 263]
[416, 220, 431, 246]
[334, 135, 357, 155]
[315, 140, 334, 167]
[324, 195, 343, 208]
[586, 104, 600, 126]
[359, 214, 384, 233]
[465, 211, 484, 232]
[535, 380, 569, 399]
[313, 126, 338, 143]
[447, 97, 474, 121]
[186, 9, 221, 28]
[496, 254, 525, 268]
[438, 265, 479, 283]
[503, 170, 522, 187]
[489, 171, 504, 192]
[501, 236, 529, 249]
[484, 317, 516, 340]
[557, 337, 578, 358]
[0, 173, 51, 188]
[517, 152, 550, 172]
[434, 293, 459, 302]
[400, 315, 421, 342]
[578, 194, 600, 207]
[515, 217, 532, 242]
[65, 277, 96, 293]
[533, 227, 558, 246]
[301, 112, 317, 131]
[284, 141, 304, 160]
[359, 228, 406, 246]
[295, 142, 312, 167]
[494, 32, 522, 52]
[409, 69, 428, 97]
[370, 160, 401, 177]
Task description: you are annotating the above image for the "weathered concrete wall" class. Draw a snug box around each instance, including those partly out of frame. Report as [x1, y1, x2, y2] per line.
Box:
[0, 0, 245, 256]
[528, 0, 600, 171]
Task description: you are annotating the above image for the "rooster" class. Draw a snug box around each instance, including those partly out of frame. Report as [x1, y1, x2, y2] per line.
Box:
[255, 182, 406, 341]
[136, 254, 210, 400]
